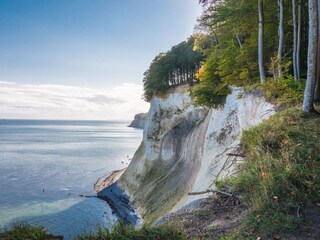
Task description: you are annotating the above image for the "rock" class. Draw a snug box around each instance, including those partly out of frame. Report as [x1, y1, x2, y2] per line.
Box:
[97, 182, 140, 225]
[118, 85, 275, 223]
[128, 113, 148, 129]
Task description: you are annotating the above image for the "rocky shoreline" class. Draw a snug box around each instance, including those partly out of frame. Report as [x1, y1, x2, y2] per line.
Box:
[94, 168, 127, 192]
[97, 182, 140, 225]
[94, 168, 140, 225]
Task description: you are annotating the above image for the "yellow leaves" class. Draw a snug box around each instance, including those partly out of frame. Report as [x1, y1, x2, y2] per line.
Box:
[261, 171, 269, 179]
[195, 65, 206, 81]
[193, 39, 199, 51]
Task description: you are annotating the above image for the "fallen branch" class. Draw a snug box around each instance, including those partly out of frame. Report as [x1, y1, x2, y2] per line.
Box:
[188, 189, 233, 197]
[297, 204, 301, 218]
[226, 153, 246, 158]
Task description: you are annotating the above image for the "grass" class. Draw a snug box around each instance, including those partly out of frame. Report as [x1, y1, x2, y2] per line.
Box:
[244, 77, 305, 110]
[0, 222, 185, 240]
[75, 222, 186, 240]
[0, 223, 62, 240]
[224, 106, 320, 238]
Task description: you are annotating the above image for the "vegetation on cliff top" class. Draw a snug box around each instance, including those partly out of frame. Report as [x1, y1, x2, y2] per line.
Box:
[0, 223, 63, 240]
[0, 222, 186, 240]
[143, 0, 320, 113]
[142, 35, 204, 101]
[221, 106, 320, 238]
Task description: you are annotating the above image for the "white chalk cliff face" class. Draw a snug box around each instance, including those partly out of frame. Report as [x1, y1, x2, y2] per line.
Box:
[118, 85, 275, 223]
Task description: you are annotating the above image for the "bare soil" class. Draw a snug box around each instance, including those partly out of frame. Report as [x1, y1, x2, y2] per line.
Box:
[279, 204, 320, 240]
[163, 193, 247, 239]
[162, 194, 320, 240]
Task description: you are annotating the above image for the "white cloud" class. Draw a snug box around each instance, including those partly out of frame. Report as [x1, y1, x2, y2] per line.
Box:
[0, 82, 150, 120]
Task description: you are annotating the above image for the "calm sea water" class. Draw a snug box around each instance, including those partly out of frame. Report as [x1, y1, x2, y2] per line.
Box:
[0, 120, 142, 239]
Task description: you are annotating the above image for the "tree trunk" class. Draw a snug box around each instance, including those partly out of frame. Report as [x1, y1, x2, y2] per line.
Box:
[297, 0, 302, 79]
[258, 0, 266, 83]
[315, 0, 320, 100]
[293, 0, 298, 80]
[278, 0, 284, 78]
[302, 0, 318, 112]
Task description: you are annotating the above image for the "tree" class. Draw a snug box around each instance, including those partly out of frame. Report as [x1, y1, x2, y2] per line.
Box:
[143, 36, 204, 101]
[297, 0, 302, 79]
[258, 0, 266, 83]
[315, 0, 320, 100]
[292, 0, 301, 80]
[302, 0, 318, 112]
[278, 0, 284, 79]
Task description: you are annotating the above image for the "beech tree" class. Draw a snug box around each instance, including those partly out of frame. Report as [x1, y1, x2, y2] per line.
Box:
[258, 0, 266, 83]
[143, 36, 204, 101]
[302, 0, 318, 112]
[315, 0, 320, 100]
[292, 0, 302, 80]
[277, 0, 284, 79]
[144, 0, 313, 109]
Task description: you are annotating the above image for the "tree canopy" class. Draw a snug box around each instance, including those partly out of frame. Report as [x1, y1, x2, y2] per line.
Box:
[143, 0, 320, 112]
[143, 36, 204, 101]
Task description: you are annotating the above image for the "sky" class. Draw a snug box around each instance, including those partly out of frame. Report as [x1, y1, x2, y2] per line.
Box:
[0, 0, 202, 120]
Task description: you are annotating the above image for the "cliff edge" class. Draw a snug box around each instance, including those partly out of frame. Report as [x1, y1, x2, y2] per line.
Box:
[128, 113, 148, 129]
[104, 85, 275, 223]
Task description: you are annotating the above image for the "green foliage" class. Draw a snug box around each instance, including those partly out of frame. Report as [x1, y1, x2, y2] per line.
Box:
[0, 223, 60, 240]
[143, 36, 204, 101]
[0, 223, 185, 240]
[191, 81, 230, 108]
[76, 222, 186, 240]
[262, 77, 305, 107]
[191, 0, 309, 108]
[227, 107, 320, 237]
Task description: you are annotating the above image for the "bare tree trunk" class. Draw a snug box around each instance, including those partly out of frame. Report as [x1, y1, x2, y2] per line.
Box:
[278, 0, 284, 78]
[315, 0, 320, 100]
[297, 0, 302, 79]
[293, 0, 298, 80]
[258, 0, 266, 83]
[303, 0, 318, 112]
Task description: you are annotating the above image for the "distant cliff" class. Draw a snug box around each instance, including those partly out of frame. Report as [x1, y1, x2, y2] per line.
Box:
[108, 85, 275, 224]
[128, 113, 148, 129]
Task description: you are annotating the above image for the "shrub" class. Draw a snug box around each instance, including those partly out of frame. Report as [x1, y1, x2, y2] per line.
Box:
[228, 107, 320, 236]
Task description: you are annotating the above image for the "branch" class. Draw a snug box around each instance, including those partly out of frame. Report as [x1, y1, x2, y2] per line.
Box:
[226, 153, 246, 157]
[188, 189, 233, 197]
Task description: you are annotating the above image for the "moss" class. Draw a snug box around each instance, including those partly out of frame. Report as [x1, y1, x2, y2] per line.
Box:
[216, 124, 233, 144]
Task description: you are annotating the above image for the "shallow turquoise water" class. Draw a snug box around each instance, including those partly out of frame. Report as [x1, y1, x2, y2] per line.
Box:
[0, 120, 142, 239]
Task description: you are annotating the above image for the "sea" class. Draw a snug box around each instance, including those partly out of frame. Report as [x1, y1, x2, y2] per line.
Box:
[0, 119, 143, 239]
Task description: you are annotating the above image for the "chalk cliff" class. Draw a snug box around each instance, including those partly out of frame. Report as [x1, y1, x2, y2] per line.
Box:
[117, 85, 275, 223]
[128, 113, 148, 129]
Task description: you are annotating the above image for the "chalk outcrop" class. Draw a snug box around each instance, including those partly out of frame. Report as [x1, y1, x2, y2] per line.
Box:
[128, 113, 148, 129]
[101, 85, 275, 223]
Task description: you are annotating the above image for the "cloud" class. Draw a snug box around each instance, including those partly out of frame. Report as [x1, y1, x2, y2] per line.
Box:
[0, 82, 149, 120]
